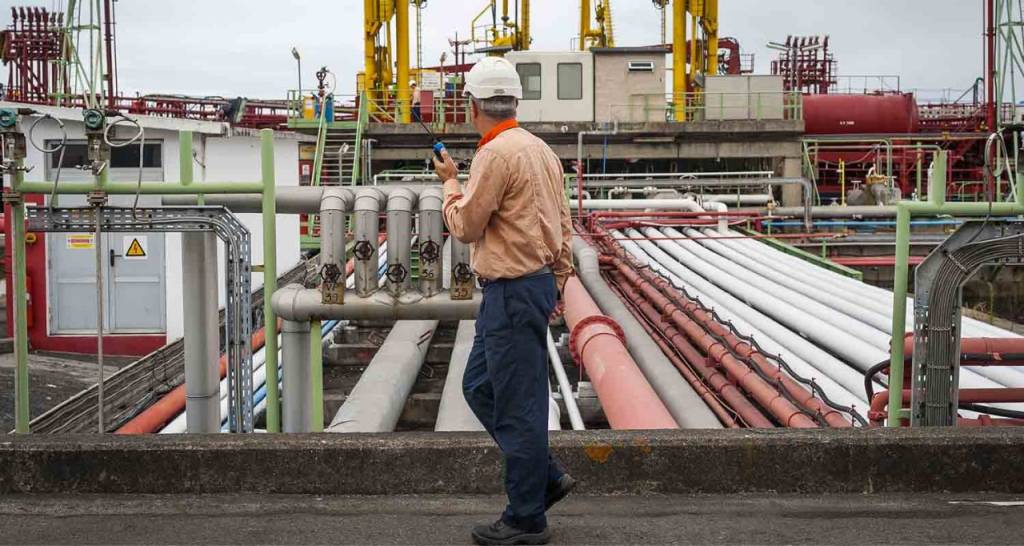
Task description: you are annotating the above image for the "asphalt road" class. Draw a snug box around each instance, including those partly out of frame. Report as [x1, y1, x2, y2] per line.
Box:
[0, 493, 1021, 545]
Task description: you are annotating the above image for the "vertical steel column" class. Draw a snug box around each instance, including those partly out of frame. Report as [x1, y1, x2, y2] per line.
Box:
[182, 232, 220, 432]
[310, 319, 324, 432]
[672, 0, 687, 121]
[282, 319, 312, 433]
[395, 0, 411, 123]
[94, 208, 105, 432]
[886, 205, 911, 427]
[260, 129, 281, 432]
[10, 168, 29, 433]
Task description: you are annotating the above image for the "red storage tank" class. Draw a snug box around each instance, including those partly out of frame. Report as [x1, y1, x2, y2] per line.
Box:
[803, 93, 919, 135]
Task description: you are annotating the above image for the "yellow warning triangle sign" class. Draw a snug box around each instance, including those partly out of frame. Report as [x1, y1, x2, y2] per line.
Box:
[126, 238, 146, 258]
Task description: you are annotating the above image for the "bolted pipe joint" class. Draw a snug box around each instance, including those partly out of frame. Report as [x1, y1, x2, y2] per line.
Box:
[319, 187, 353, 305]
[418, 186, 444, 297]
[353, 187, 384, 297]
[386, 187, 417, 299]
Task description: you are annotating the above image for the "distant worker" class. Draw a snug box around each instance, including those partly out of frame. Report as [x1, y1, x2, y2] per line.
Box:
[434, 56, 576, 546]
[411, 81, 422, 121]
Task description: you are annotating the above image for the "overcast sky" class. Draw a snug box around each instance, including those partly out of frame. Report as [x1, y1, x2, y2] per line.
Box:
[4, 1, 989, 102]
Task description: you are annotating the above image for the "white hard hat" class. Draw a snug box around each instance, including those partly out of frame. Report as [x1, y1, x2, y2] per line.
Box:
[410, 80, 417, 87]
[463, 57, 522, 99]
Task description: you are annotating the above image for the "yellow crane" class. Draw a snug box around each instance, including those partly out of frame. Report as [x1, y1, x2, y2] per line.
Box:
[579, 0, 615, 50]
[470, 0, 531, 54]
[654, 0, 719, 121]
[363, 0, 412, 123]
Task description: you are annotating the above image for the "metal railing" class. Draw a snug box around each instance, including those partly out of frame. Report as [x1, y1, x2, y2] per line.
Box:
[285, 90, 360, 125]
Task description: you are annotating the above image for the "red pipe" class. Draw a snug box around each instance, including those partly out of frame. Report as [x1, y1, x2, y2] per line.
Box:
[870, 388, 1024, 426]
[609, 272, 772, 428]
[116, 323, 273, 434]
[562, 276, 678, 429]
[612, 254, 852, 427]
[606, 257, 821, 428]
[902, 334, 1024, 362]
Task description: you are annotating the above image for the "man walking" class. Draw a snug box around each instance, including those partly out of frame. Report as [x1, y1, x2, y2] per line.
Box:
[434, 56, 576, 545]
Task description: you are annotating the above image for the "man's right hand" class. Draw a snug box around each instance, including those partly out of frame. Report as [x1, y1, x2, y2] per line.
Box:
[432, 148, 459, 183]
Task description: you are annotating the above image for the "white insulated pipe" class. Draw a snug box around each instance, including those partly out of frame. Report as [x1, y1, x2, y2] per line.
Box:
[618, 229, 869, 412]
[386, 188, 417, 296]
[272, 284, 481, 322]
[181, 232, 221, 433]
[354, 187, 383, 296]
[328, 320, 439, 433]
[548, 330, 585, 431]
[282, 320, 313, 432]
[435, 321, 486, 432]
[418, 187, 444, 297]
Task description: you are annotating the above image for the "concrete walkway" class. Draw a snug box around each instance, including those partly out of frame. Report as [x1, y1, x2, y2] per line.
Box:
[0, 493, 1021, 545]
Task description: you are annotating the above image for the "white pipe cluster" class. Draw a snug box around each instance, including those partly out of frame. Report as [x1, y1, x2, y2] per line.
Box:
[613, 224, 1024, 417]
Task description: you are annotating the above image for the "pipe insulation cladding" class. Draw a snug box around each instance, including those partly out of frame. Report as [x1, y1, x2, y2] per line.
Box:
[572, 237, 722, 429]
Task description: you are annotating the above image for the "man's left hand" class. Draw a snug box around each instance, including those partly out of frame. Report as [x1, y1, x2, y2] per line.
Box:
[433, 148, 459, 183]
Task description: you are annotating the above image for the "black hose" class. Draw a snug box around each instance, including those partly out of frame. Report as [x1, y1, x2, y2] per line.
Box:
[960, 403, 1024, 420]
[864, 359, 890, 401]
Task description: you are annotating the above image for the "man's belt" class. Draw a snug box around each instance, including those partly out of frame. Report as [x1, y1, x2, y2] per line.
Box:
[478, 266, 552, 287]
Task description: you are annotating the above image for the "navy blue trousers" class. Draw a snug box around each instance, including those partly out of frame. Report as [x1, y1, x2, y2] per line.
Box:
[463, 273, 564, 532]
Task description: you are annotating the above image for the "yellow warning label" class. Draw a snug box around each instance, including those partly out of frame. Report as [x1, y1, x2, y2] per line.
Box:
[123, 236, 148, 260]
[126, 238, 146, 258]
[66, 234, 95, 250]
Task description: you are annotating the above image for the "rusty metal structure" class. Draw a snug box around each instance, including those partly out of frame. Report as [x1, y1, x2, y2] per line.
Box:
[770, 35, 836, 95]
[0, 7, 69, 104]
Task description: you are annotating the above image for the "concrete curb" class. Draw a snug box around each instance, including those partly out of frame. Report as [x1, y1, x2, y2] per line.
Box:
[2, 428, 1022, 495]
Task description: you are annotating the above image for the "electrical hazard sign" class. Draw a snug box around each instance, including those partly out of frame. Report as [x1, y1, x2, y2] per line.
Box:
[123, 236, 148, 260]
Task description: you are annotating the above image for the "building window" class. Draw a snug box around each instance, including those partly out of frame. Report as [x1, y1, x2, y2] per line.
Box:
[557, 63, 583, 100]
[48, 142, 163, 169]
[628, 61, 656, 72]
[516, 63, 542, 100]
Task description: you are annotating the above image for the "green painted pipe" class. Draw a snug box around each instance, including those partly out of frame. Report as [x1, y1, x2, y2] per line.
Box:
[13, 181, 265, 195]
[886, 205, 912, 427]
[179, 131, 193, 185]
[886, 153, 1024, 425]
[11, 168, 29, 433]
[260, 128, 281, 433]
[310, 318, 323, 432]
[929, 150, 947, 206]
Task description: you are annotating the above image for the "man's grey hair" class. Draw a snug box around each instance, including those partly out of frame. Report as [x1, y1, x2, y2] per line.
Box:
[471, 96, 518, 121]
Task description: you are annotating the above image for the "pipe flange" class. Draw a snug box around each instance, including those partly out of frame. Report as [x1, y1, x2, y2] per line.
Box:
[567, 315, 625, 364]
[386, 263, 408, 284]
[419, 240, 441, 263]
[353, 239, 375, 261]
[319, 262, 342, 284]
[453, 263, 474, 283]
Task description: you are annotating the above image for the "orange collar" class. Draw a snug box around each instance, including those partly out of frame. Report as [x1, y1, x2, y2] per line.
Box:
[477, 119, 519, 149]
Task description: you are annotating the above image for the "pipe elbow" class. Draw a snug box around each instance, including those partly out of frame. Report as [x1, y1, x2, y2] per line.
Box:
[387, 186, 417, 213]
[354, 187, 384, 212]
[418, 186, 444, 212]
[271, 283, 311, 322]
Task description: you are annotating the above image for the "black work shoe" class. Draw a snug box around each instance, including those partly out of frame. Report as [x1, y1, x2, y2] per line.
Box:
[471, 519, 551, 545]
[545, 473, 577, 511]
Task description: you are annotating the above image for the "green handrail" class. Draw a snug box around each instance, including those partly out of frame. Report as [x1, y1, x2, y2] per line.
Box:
[351, 91, 369, 185]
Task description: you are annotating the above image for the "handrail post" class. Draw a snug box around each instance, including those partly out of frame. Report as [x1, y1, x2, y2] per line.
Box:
[260, 128, 281, 432]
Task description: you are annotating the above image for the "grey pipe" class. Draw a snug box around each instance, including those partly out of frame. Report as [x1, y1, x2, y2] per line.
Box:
[182, 232, 220, 433]
[770, 205, 898, 219]
[449, 236, 474, 298]
[386, 187, 416, 296]
[282, 320, 313, 432]
[418, 187, 444, 297]
[272, 284, 481, 321]
[161, 185, 437, 214]
[435, 321, 486, 431]
[572, 237, 723, 429]
[354, 187, 383, 297]
[319, 187, 351, 302]
[327, 320, 439, 433]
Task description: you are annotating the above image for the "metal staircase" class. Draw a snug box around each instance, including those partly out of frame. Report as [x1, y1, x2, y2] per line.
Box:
[318, 127, 360, 185]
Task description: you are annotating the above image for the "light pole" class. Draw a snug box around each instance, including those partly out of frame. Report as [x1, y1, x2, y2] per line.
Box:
[291, 47, 302, 92]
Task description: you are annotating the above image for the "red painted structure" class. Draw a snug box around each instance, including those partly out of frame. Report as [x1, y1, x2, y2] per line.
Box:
[0, 7, 67, 104]
[803, 93, 919, 136]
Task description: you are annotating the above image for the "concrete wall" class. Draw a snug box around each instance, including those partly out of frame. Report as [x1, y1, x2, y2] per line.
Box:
[507, 51, 594, 122]
[594, 52, 666, 123]
[705, 75, 785, 121]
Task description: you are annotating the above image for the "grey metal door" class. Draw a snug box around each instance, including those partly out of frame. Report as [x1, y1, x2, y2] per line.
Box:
[45, 143, 166, 335]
